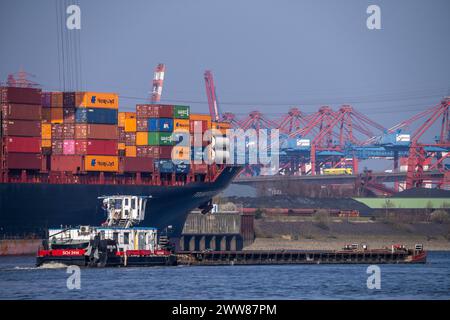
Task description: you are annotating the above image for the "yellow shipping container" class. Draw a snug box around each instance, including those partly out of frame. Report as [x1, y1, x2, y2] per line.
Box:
[136, 132, 148, 146]
[41, 123, 52, 140]
[118, 112, 126, 127]
[118, 143, 126, 150]
[126, 146, 137, 157]
[41, 139, 51, 148]
[75, 92, 119, 109]
[84, 155, 119, 172]
[173, 119, 190, 131]
[125, 118, 137, 132]
[51, 108, 63, 124]
[172, 146, 190, 161]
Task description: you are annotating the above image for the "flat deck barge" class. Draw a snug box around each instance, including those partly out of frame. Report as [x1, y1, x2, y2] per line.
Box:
[176, 248, 427, 266]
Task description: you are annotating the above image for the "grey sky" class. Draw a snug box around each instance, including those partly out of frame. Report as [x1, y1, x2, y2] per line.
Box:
[1, 0, 449, 137]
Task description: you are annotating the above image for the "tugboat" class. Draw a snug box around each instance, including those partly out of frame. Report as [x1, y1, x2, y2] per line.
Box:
[36, 195, 177, 267]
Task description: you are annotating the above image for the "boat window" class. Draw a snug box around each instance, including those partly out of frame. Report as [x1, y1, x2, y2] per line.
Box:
[114, 199, 122, 209]
[131, 198, 136, 209]
[125, 198, 129, 206]
[113, 232, 119, 242]
[124, 232, 129, 245]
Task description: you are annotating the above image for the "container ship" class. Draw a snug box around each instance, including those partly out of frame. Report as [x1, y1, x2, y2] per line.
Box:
[0, 86, 241, 238]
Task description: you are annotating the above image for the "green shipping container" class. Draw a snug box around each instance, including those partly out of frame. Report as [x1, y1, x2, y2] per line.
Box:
[174, 105, 190, 119]
[148, 132, 174, 146]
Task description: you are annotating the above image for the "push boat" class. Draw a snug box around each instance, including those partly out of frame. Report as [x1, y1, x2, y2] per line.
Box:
[36, 195, 176, 267]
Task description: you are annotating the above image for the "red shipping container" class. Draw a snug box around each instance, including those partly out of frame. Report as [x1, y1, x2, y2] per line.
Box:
[51, 124, 64, 140]
[52, 140, 64, 155]
[1, 87, 42, 105]
[42, 108, 51, 123]
[2, 120, 41, 137]
[75, 139, 118, 155]
[75, 124, 118, 140]
[1, 104, 42, 120]
[51, 92, 63, 108]
[136, 119, 148, 131]
[63, 123, 75, 139]
[118, 127, 126, 143]
[122, 157, 154, 173]
[7, 153, 42, 170]
[136, 146, 172, 158]
[136, 104, 173, 118]
[51, 155, 83, 172]
[63, 108, 76, 123]
[6, 136, 41, 153]
[192, 164, 208, 174]
[125, 132, 136, 146]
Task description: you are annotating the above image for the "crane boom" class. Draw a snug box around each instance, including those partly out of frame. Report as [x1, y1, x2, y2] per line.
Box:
[204, 70, 220, 121]
[151, 63, 166, 102]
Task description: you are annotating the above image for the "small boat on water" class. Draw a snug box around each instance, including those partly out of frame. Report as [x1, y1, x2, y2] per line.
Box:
[36, 195, 176, 267]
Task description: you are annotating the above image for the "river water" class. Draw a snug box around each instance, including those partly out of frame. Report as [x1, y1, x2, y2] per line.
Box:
[0, 252, 449, 300]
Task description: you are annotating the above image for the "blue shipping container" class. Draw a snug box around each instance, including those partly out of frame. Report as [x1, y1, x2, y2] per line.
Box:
[174, 161, 190, 174]
[148, 118, 173, 132]
[75, 108, 118, 125]
[155, 159, 175, 173]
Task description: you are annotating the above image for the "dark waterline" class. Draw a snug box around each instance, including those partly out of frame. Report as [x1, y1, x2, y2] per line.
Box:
[0, 252, 449, 300]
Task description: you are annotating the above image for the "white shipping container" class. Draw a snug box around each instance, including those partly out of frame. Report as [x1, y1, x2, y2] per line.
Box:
[396, 134, 411, 142]
[297, 139, 311, 147]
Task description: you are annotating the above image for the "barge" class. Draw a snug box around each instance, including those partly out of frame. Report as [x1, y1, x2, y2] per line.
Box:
[176, 246, 427, 266]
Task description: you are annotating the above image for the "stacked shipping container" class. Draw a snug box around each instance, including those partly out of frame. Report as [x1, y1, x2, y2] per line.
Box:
[118, 111, 155, 172]
[1, 86, 231, 179]
[49, 92, 119, 173]
[1, 87, 43, 170]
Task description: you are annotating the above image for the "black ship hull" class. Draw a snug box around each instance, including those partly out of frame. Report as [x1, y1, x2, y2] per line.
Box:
[0, 166, 242, 238]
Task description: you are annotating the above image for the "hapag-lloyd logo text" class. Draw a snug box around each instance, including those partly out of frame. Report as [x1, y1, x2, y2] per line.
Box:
[90, 96, 115, 106]
[91, 159, 115, 167]
[172, 128, 280, 174]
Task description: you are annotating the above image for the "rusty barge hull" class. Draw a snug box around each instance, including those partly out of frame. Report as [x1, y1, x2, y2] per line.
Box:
[176, 249, 427, 266]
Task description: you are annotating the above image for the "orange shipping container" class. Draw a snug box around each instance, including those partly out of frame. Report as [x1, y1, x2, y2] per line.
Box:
[51, 92, 63, 107]
[126, 146, 137, 157]
[51, 108, 63, 124]
[173, 119, 190, 132]
[118, 112, 135, 127]
[190, 114, 212, 122]
[75, 92, 119, 109]
[41, 123, 52, 140]
[84, 155, 119, 172]
[136, 132, 148, 146]
[212, 122, 232, 135]
[41, 139, 52, 148]
[124, 118, 137, 132]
